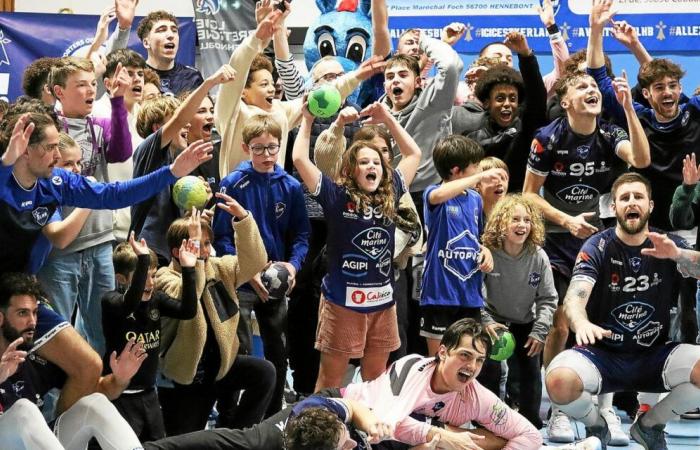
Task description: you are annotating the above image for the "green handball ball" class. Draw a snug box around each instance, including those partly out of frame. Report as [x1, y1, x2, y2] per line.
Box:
[489, 329, 516, 361]
[172, 176, 209, 211]
[308, 85, 342, 118]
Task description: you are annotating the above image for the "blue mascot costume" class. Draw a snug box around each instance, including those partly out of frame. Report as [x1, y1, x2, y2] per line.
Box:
[303, 0, 375, 105]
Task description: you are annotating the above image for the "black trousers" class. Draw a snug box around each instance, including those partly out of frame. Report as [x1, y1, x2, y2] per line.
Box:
[158, 355, 275, 436]
[477, 321, 543, 429]
[112, 389, 166, 442]
[237, 290, 288, 417]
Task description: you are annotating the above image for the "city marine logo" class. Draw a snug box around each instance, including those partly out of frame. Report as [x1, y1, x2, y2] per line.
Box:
[611, 301, 654, 332]
[528, 272, 541, 288]
[630, 257, 641, 273]
[352, 227, 390, 259]
[576, 145, 590, 159]
[634, 320, 662, 347]
[556, 184, 599, 204]
[32, 207, 49, 226]
[438, 229, 480, 282]
[342, 253, 369, 277]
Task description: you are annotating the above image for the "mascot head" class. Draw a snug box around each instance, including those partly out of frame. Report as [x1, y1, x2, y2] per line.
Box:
[304, 0, 373, 77]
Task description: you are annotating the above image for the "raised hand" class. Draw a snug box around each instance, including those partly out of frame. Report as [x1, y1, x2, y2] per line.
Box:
[206, 64, 236, 87]
[610, 19, 639, 48]
[109, 62, 132, 98]
[2, 113, 35, 167]
[479, 168, 509, 187]
[128, 231, 150, 256]
[682, 154, 700, 186]
[255, 0, 273, 25]
[590, 0, 616, 30]
[441, 23, 466, 46]
[115, 0, 137, 29]
[612, 69, 633, 110]
[215, 192, 248, 220]
[255, 9, 283, 42]
[169, 140, 214, 178]
[110, 338, 148, 385]
[178, 238, 199, 267]
[503, 31, 530, 56]
[334, 106, 360, 128]
[186, 206, 202, 241]
[535, 0, 555, 27]
[0, 338, 27, 384]
[641, 232, 682, 260]
[359, 101, 393, 125]
[565, 212, 599, 239]
[94, 6, 117, 48]
[355, 54, 388, 81]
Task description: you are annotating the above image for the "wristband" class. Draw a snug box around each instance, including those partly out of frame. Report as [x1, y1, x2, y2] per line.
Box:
[547, 24, 560, 35]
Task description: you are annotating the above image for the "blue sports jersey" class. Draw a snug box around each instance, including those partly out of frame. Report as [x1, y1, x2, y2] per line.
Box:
[312, 171, 406, 313]
[420, 186, 484, 308]
[0, 163, 176, 274]
[528, 117, 628, 233]
[571, 227, 690, 352]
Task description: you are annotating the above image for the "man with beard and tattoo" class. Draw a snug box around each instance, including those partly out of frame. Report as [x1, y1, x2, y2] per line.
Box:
[545, 172, 700, 450]
[0, 272, 148, 450]
[523, 69, 650, 443]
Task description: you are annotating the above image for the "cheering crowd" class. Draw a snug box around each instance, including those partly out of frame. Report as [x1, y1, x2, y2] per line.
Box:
[1, 0, 700, 448]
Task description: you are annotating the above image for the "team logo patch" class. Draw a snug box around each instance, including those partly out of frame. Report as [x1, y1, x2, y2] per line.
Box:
[576, 145, 590, 159]
[630, 257, 642, 273]
[51, 175, 62, 186]
[275, 202, 286, 218]
[149, 308, 161, 321]
[611, 301, 654, 332]
[195, 0, 221, 15]
[32, 207, 49, 226]
[531, 138, 544, 154]
[634, 320, 662, 347]
[528, 272, 541, 288]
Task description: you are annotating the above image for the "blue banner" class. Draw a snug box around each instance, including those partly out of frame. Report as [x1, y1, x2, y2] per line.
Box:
[0, 12, 197, 101]
[387, 0, 700, 54]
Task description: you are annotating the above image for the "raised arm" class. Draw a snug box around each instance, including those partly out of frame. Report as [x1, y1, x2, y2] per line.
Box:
[612, 70, 651, 168]
[670, 154, 700, 230]
[42, 208, 92, 249]
[586, 0, 615, 72]
[292, 110, 322, 193]
[371, 0, 392, 58]
[359, 102, 421, 186]
[162, 64, 236, 147]
[419, 32, 464, 110]
[429, 168, 506, 206]
[313, 107, 357, 178]
[642, 232, 700, 279]
[537, 0, 570, 95]
[611, 19, 652, 66]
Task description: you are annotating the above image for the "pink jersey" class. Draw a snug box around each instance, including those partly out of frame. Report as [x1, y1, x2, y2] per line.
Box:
[342, 355, 542, 449]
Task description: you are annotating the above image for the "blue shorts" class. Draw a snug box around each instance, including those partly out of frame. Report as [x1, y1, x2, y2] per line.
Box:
[573, 343, 679, 394]
[543, 233, 586, 279]
[34, 302, 69, 352]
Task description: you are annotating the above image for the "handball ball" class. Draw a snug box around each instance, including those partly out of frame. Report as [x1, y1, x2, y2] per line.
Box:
[489, 329, 516, 362]
[308, 85, 342, 118]
[172, 176, 209, 211]
[261, 262, 292, 300]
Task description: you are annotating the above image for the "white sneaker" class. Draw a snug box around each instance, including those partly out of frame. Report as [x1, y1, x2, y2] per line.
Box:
[600, 407, 630, 446]
[548, 409, 575, 443]
[555, 437, 603, 450]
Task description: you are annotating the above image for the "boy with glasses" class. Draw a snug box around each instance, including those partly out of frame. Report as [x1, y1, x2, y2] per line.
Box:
[213, 114, 310, 416]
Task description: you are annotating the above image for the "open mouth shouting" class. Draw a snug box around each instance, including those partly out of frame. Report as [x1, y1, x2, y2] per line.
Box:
[584, 95, 599, 106]
[457, 368, 473, 383]
[164, 42, 176, 51]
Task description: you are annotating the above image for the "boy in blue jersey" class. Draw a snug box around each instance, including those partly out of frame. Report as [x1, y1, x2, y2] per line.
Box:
[545, 173, 700, 450]
[420, 135, 508, 356]
[213, 114, 310, 416]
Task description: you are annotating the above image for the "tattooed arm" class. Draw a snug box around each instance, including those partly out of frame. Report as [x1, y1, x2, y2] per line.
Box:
[642, 231, 700, 278]
[563, 279, 611, 345]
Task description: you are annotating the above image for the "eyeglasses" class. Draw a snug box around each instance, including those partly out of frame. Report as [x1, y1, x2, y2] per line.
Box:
[31, 142, 60, 154]
[314, 72, 345, 84]
[249, 144, 281, 156]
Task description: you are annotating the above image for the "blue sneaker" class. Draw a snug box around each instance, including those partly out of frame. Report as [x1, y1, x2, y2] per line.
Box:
[630, 413, 667, 450]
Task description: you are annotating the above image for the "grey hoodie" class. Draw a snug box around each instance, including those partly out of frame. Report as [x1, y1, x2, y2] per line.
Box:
[381, 35, 463, 193]
[482, 247, 558, 343]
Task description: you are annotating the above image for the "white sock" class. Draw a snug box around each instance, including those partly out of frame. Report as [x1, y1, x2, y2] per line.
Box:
[642, 383, 700, 427]
[597, 392, 613, 410]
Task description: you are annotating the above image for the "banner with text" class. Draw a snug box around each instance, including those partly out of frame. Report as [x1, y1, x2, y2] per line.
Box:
[387, 0, 700, 54]
[192, 0, 257, 81]
[0, 12, 196, 101]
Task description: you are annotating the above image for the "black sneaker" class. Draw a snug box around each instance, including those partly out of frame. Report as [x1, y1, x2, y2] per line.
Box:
[629, 413, 667, 450]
